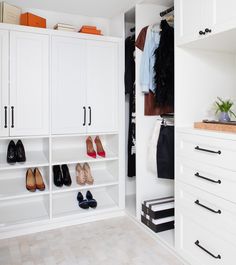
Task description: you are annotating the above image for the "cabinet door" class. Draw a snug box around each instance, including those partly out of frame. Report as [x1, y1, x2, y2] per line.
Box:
[176, 0, 203, 43]
[0, 30, 9, 137]
[86, 40, 118, 133]
[51, 36, 86, 135]
[10, 31, 49, 136]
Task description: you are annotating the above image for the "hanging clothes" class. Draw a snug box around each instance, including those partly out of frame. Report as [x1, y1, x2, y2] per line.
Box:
[154, 20, 174, 107]
[156, 124, 174, 179]
[140, 26, 160, 94]
[135, 26, 148, 51]
[125, 34, 136, 177]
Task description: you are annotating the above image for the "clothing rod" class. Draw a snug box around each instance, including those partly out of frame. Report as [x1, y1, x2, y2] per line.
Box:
[160, 6, 174, 17]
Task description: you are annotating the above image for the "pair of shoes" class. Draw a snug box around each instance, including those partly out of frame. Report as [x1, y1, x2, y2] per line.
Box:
[26, 168, 45, 192]
[76, 163, 94, 185]
[53, 165, 72, 187]
[86, 136, 106, 159]
[77, 191, 97, 209]
[7, 140, 26, 164]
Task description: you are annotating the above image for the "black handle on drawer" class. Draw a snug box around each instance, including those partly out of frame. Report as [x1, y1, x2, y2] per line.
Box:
[195, 200, 221, 214]
[11, 106, 14, 128]
[88, 106, 91, 126]
[195, 146, 221, 155]
[195, 240, 221, 259]
[205, 28, 212, 33]
[83, 106, 86, 126]
[4, 106, 7, 128]
[195, 172, 221, 184]
[199, 30, 206, 35]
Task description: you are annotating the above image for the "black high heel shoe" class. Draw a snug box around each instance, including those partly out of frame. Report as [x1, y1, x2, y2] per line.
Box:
[77, 192, 89, 209]
[7, 140, 17, 164]
[61, 164, 72, 186]
[86, 190, 97, 208]
[16, 140, 26, 162]
[53, 165, 63, 187]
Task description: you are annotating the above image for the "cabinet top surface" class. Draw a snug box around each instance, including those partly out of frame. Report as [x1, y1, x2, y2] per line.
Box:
[0, 22, 122, 43]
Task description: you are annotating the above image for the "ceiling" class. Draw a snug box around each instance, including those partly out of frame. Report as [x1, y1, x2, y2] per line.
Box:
[7, 0, 174, 18]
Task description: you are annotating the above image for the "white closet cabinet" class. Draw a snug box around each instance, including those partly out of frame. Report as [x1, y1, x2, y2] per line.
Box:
[51, 36, 119, 135]
[86, 40, 118, 133]
[51, 36, 87, 135]
[10, 31, 49, 136]
[0, 30, 9, 137]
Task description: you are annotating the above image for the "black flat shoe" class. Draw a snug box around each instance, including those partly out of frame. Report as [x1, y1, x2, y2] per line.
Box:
[61, 164, 72, 186]
[16, 140, 26, 162]
[53, 165, 63, 187]
[86, 190, 97, 208]
[77, 192, 89, 209]
[7, 140, 17, 164]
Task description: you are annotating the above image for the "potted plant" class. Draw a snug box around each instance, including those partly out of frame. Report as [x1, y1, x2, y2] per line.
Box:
[215, 97, 236, 122]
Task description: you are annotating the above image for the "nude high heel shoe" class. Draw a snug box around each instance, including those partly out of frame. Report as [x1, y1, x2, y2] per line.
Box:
[76, 163, 86, 185]
[94, 136, 106, 157]
[86, 136, 96, 158]
[26, 168, 36, 192]
[34, 168, 45, 191]
[83, 163, 94, 185]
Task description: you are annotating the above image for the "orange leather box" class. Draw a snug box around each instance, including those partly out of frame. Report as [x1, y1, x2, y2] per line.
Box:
[20, 13, 46, 28]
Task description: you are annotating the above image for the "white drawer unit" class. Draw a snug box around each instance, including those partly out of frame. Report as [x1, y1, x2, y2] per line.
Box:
[176, 157, 236, 203]
[176, 209, 236, 265]
[176, 182, 236, 243]
[176, 132, 236, 171]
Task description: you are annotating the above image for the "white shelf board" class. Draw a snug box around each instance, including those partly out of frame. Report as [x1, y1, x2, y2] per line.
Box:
[52, 132, 119, 138]
[52, 189, 118, 218]
[52, 149, 118, 165]
[0, 175, 49, 201]
[53, 168, 118, 194]
[0, 197, 49, 227]
[0, 151, 49, 171]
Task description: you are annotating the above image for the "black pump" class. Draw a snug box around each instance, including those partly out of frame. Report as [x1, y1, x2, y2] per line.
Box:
[77, 192, 89, 209]
[86, 190, 97, 208]
[53, 165, 63, 187]
[16, 140, 26, 162]
[61, 164, 72, 186]
[7, 140, 17, 164]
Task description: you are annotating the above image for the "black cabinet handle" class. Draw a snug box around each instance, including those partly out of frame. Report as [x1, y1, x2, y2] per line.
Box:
[11, 106, 14, 128]
[195, 200, 221, 214]
[199, 30, 205, 35]
[195, 146, 221, 155]
[195, 240, 221, 259]
[195, 172, 221, 184]
[4, 106, 7, 128]
[205, 28, 212, 33]
[88, 106, 91, 126]
[83, 107, 86, 126]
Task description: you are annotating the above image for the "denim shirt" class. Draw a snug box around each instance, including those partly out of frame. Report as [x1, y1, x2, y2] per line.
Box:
[140, 27, 160, 93]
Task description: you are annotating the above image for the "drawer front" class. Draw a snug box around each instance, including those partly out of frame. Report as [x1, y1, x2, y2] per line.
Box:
[176, 133, 236, 171]
[176, 182, 236, 242]
[176, 210, 236, 265]
[176, 157, 236, 203]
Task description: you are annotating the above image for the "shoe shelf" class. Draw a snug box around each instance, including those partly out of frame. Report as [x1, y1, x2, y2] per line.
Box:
[0, 167, 50, 201]
[0, 138, 49, 171]
[52, 186, 119, 219]
[0, 195, 50, 227]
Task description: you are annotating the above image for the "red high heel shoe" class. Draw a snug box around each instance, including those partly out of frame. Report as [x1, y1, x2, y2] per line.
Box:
[86, 137, 96, 158]
[94, 136, 106, 157]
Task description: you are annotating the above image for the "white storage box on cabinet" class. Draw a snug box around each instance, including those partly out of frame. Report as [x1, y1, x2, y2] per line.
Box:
[0, 30, 9, 137]
[51, 36, 119, 135]
[10, 31, 49, 136]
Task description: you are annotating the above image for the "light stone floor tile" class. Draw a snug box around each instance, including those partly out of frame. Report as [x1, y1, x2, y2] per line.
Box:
[0, 216, 184, 265]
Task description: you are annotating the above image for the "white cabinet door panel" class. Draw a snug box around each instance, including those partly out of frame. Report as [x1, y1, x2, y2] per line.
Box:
[51, 36, 86, 135]
[0, 30, 9, 137]
[86, 40, 118, 133]
[10, 31, 49, 136]
[214, 0, 236, 29]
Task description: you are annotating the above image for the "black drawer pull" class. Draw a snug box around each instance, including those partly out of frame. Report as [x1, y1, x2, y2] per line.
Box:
[195, 146, 221, 155]
[83, 106, 86, 126]
[195, 200, 221, 214]
[195, 240, 221, 259]
[11, 106, 14, 128]
[195, 173, 221, 184]
[88, 106, 91, 126]
[4, 106, 7, 128]
[205, 28, 212, 33]
[199, 30, 206, 35]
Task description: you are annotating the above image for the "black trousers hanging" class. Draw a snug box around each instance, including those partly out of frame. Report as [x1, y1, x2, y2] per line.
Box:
[156, 125, 174, 179]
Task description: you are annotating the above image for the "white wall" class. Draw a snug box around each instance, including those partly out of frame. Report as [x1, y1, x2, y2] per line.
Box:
[135, 3, 175, 219]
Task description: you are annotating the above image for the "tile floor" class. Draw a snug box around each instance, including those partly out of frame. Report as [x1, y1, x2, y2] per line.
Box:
[0, 216, 184, 265]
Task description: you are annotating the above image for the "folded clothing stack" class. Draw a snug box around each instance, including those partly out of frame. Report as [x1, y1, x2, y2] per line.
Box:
[54, 23, 76, 32]
[79, 25, 102, 35]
